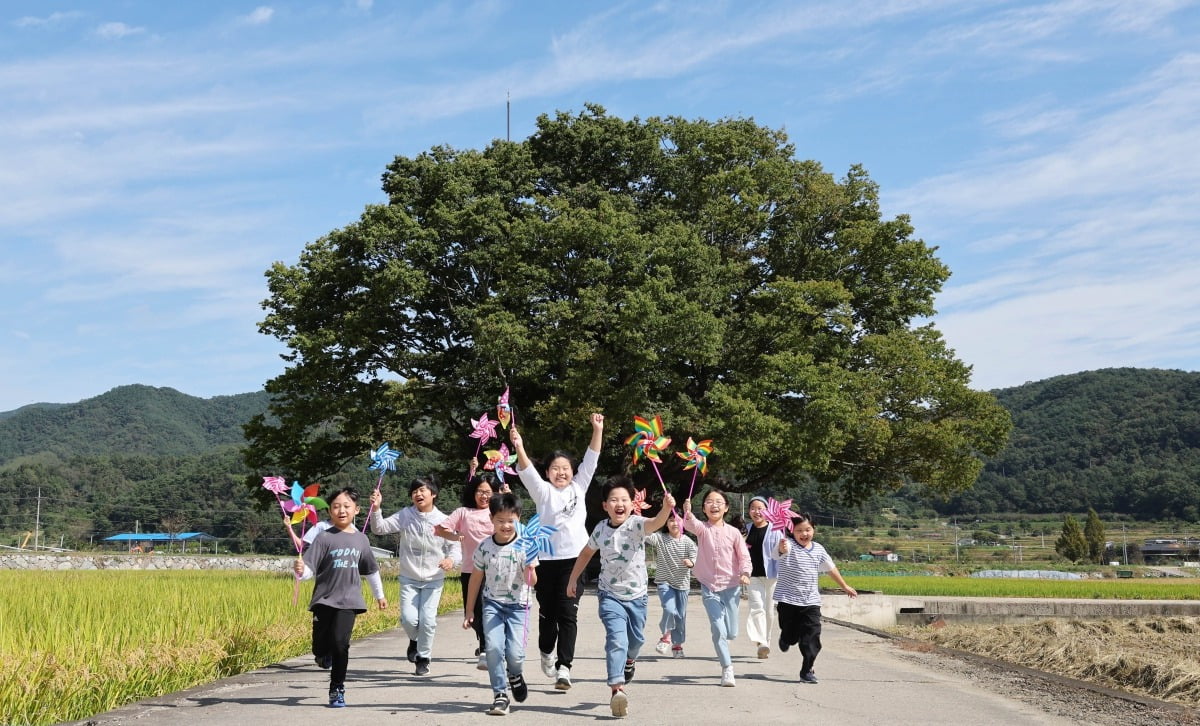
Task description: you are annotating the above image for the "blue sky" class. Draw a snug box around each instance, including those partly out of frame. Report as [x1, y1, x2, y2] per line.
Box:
[3, 1, 1199, 412]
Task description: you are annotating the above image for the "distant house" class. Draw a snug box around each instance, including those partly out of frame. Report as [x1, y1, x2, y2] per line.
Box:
[867, 549, 900, 562]
[1141, 538, 1200, 563]
[103, 532, 218, 554]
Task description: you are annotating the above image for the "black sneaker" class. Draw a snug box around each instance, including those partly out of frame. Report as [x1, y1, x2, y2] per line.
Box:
[509, 672, 528, 703]
[623, 659, 636, 683]
[407, 640, 418, 663]
[328, 685, 346, 708]
[415, 657, 430, 676]
[315, 653, 332, 669]
[488, 692, 510, 715]
[800, 671, 818, 684]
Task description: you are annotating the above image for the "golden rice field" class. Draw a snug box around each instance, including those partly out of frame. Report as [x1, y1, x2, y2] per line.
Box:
[0, 570, 463, 726]
[837, 575, 1200, 599]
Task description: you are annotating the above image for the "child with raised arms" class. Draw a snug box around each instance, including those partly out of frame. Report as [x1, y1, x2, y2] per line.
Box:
[646, 512, 697, 658]
[294, 487, 387, 708]
[769, 512, 858, 684]
[683, 488, 752, 687]
[463, 492, 538, 716]
[369, 475, 460, 676]
[568, 478, 675, 718]
[509, 412, 604, 690]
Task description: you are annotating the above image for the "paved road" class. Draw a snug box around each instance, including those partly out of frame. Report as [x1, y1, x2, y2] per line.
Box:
[71, 592, 1091, 725]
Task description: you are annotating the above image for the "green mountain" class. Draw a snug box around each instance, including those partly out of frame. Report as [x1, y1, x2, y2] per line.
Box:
[0, 385, 271, 466]
[933, 368, 1200, 520]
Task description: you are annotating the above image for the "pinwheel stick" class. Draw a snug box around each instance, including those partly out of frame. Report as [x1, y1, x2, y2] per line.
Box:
[649, 459, 668, 493]
[362, 470, 385, 535]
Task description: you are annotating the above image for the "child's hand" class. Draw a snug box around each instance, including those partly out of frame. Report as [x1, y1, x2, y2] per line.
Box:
[468, 457, 478, 476]
[369, 489, 383, 510]
[376, 597, 388, 610]
[844, 586, 858, 599]
[739, 574, 750, 586]
[683, 559, 694, 569]
[293, 557, 304, 577]
[779, 539, 790, 555]
[463, 615, 473, 630]
[499, 481, 511, 493]
[590, 412, 604, 430]
[662, 491, 676, 509]
[509, 425, 523, 448]
[438, 558, 454, 571]
[566, 580, 577, 598]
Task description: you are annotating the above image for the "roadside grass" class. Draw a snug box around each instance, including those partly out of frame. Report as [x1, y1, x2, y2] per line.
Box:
[0, 570, 464, 726]
[837, 575, 1200, 599]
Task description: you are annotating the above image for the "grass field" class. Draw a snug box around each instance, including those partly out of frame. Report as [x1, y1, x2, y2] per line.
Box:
[834, 574, 1200, 599]
[0, 570, 464, 726]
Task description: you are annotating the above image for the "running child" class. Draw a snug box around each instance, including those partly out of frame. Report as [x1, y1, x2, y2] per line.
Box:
[744, 495, 783, 659]
[509, 412, 604, 690]
[369, 475, 460, 676]
[646, 513, 697, 659]
[769, 512, 858, 684]
[683, 488, 752, 687]
[294, 487, 387, 708]
[567, 478, 675, 718]
[435, 465, 498, 669]
[463, 492, 538, 716]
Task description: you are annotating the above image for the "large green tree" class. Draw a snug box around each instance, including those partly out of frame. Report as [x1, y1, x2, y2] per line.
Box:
[1055, 514, 1089, 563]
[245, 105, 1010, 504]
[1084, 508, 1106, 564]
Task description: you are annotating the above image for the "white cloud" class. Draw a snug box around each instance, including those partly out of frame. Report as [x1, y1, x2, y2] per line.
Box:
[239, 7, 275, 26]
[12, 11, 84, 28]
[95, 22, 146, 39]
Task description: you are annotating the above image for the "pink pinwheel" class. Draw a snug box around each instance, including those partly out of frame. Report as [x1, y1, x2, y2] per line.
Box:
[764, 496, 796, 533]
[262, 476, 289, 496]
[282, 482, 328, 526]
[631, 488, 651, 513]
[496, 387, 512, 430]
[471, 412, 500, 444]
[483, 443, 518, 483]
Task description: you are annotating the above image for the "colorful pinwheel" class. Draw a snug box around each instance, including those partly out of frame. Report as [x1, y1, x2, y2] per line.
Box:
[515, 513, 557, 566]
[625, 415, 672, 491]
[496, 387, 512, 430]
[631, 488, 651, 513]
[282, 481, 328, 526]
[483, 443, 518, 484]
[676, 436, 714, 503]
[363, 442, 403, 534]
[764, 496, 797, 533]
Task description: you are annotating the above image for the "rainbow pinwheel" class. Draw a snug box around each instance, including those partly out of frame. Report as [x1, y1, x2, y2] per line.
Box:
[368, 442, 402, 472]
[515, 513, 557, 567]
[625, 414, 671, 464]
[496, 387, 512, 430]
[631, 488, 651, 513]
[676, 436, 714, 503]
[282, 482, 328, 526]
[764, 496, 796, 533]
[483, 443, 518, 484]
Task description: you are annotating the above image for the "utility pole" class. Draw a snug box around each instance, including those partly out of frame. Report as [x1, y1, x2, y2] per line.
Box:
[506, 92, 511, 142]
[1122, 523, 1128, 565]
[34, 487, 43, 551]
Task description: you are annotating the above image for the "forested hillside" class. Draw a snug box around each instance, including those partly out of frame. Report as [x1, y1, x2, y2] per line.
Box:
[931, 368, 1200, 520]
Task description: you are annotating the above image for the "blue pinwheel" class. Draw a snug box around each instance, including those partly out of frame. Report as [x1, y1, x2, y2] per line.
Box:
[364, 442, 403, 533]
[515, 514, 557, 566]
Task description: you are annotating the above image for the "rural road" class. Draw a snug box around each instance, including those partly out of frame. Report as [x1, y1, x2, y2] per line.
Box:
[70, 593, 1188, 725]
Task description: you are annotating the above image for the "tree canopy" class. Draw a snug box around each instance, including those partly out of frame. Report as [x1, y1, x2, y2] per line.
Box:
[245, 105, 1010, 505]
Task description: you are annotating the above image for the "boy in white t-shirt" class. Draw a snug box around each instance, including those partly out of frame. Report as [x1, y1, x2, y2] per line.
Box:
[568, 477, 674, 718]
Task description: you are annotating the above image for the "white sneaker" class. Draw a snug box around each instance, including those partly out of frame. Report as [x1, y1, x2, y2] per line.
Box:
[610, 689, 628, 717]
[540, 652, 556, 679]
[654, 637, 670, 655]
[555, 665, 572, 690]
[720, 666, 736, 687]
[477, 653, 488, 670]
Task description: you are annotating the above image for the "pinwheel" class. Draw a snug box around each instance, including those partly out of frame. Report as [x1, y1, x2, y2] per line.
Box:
[676, 437, 714, 503]
[282, 481, 328, 526]
[483, 443, 518, 484]
[363, 442, 403, 534]
[631, 488, 651, 513]
[496, 387, 512, 430]
[764, 496, 797, 533]
[625, 415, 672, 491]
[514, 514, 557, 645]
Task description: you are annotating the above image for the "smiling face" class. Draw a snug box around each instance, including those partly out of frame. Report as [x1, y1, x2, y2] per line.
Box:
[602, 486, 634, 527]
[328, 492, 360, 530]
[491, 510, 519, 543]
[666, 513, 682, 537]
[472, 481, 494, 510]
[545, 456, 574, 489]
[703, 491, 728, 523]
[791, 519, 815, 547]
[748, 499, 767, 527]
[410, 485, 436, 512]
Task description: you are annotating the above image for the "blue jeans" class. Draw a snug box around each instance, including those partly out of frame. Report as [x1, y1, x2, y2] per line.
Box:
[656, 583, 688, 645]
[482, 598, 528, 694]
[700, 584, 741, 667]
[399, 576, 444, 660]
[597, 591, 647, 686]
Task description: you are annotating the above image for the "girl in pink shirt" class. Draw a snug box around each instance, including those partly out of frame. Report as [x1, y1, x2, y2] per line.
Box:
[684, 488, 752, 687]
[436, 469, 502, 669]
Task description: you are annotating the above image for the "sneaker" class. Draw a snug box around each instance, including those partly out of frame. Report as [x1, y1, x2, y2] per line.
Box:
[610, 689, 629, 718]
[510, 672, 528, 703]
[328, 685, 346, 708]
[654, 634, 671, 655]
[800, 671, 819, 684]
[407, 640, 418, 663]
[477, 653, 488, 670]
[314, 653, 332, 669]
[757, 644, 770, 659]
[488, 692, 510, 715]
[540, 652, 556, 679]
[554, 665, 572, 691]
[415, 657, 430, 676]
[720, 666, 736, 687]
[672, 646, 684, 659]
[623, 659, 636, 684]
